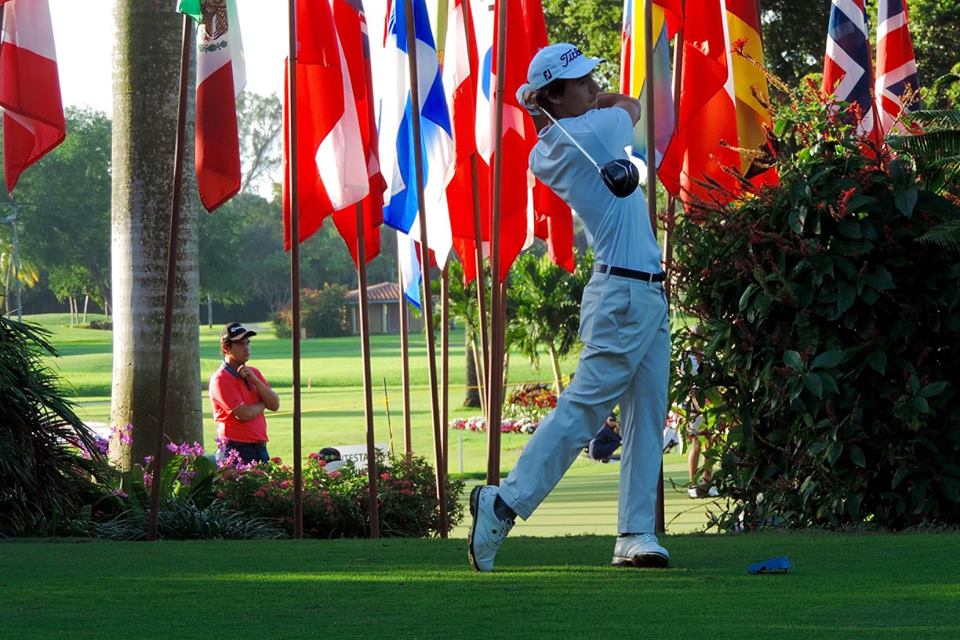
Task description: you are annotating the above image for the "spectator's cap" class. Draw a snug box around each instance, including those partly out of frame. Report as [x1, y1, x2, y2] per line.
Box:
[525, 43, 603, 91]
[318, 447, 342, 463]
[221, 322, 257, 344]
[607, 413, 618, 423]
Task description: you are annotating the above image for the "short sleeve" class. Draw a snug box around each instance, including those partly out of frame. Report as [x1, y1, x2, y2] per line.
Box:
[210, 373, 245, 413]
[587, 107, 634, 149]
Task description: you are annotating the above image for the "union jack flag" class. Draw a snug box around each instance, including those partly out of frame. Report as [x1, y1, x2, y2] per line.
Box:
[875, 0, 921, 135]
[822, 0, 878, 138]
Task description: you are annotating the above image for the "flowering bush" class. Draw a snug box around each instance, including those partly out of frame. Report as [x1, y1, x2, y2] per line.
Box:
[450, 416, 539, 435]
[215, 451, 464, 538]
[506, 383, 557, 423]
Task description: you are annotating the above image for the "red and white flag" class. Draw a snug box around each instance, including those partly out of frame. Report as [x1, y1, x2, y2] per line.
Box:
[522, 0, 574, 274]
[443, 0, 491, 284]
[330, 0, 385, 267]
[0, 0, 65, 193]
[875, 0, 921, 135]
[180, 0, 246, 212]
[282, 0, 369, 249]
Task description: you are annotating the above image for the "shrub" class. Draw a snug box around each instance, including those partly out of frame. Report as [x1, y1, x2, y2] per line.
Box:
[670, 80, 960, 530]
[302, 284, 350, 338]
[214, 451, 464, 538]
[0, 316, 112, 536]
[272, 307, 292, 339]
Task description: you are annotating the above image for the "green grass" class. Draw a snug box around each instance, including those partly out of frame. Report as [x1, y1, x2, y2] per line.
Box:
[3, 533, 959, 639]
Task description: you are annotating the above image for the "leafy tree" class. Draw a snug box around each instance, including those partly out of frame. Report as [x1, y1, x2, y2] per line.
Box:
[670, 80, 960, 530]
[110, 0, 202, 469]
[236, 92, 283, 195]
[300, 284, 350, 338]
[8, 107, 112, 316]
[506, 249, 592, 392]
[905, 0, 960, 108]
[759, 2, 832, 88]
[542, 0, 623, 90]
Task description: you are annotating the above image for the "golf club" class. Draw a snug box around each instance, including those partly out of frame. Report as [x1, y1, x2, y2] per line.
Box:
[540, 108, 640, 198]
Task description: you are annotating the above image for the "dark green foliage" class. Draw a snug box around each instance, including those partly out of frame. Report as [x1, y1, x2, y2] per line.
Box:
[0, 316, 111, 536]
[671, 82, 960, 530]
[297, 284, 350, 338]
[91, 499, 285, 541]
[542, 0, 622, 90]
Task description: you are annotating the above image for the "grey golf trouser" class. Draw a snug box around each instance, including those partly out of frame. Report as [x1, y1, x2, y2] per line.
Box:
[498, 272, 670, 534]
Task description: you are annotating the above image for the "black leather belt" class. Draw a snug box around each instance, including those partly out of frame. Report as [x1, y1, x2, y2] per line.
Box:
[595, 264, 666, 282]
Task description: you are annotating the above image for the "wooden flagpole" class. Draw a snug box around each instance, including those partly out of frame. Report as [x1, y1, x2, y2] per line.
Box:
[441, 267, 450, 479]
[399, 269, 413, 454]
[403, 0, 448, 534]
[643, 0, 667, 537]
[460, 1, 491, 427]
[356, 204, 380, 538]
[485, 0, 508, 486]
[147, 13, 192, 542]
[286, 0, 304, 539]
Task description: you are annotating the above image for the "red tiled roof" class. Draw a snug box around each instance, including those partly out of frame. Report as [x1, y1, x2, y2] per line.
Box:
[344, 282, 401, 304]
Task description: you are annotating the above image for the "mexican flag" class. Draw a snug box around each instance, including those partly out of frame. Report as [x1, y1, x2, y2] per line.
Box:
[177, 0, 246, 211]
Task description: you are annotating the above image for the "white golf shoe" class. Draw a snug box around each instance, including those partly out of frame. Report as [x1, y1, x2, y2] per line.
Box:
[468, 485, 515, 572]
[612, 533, 670, 568]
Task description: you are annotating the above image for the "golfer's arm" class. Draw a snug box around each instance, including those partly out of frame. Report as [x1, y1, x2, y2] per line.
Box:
[253, 378, 280, 412]
[232, 402, 265, 422]
[597, 92, 642, 126]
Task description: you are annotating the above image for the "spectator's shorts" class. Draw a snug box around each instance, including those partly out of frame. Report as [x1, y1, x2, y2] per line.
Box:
[686, 413, 705, 437]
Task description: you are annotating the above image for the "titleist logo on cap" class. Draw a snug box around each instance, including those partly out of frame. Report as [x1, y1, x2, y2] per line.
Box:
[560, 47, 583, 67]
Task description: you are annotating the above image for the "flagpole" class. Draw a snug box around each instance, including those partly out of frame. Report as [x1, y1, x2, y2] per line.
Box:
[399, 268, 412, 454]
[642, 0, 667, 536]
[459, 2, 491, 431]
[356, 203, 380, 538]
[486, 0, 508, 486]
[441, 266, 450, 480]
[403, 0, 448, 535]
[147, 13, 193, 542]
[286, 0, 304, 540]
[664, 1, 685, 305]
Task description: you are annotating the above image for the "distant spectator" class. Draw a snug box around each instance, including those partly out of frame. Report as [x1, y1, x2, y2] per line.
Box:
[588, 413, 622, 463]
[209, 322, 280, 464]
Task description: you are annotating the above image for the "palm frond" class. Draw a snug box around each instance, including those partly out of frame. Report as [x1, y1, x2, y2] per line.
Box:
[905, 109, 960, 130]
[917, 218, 960, 252]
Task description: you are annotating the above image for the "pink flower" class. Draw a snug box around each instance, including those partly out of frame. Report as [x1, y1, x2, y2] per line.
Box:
[271, 457, 282, 464]
[279, 480, 291, 489]
[329, 471, 342, 478]
[380, 472, 392, 481]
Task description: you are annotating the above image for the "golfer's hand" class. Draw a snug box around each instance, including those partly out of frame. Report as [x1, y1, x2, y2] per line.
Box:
[517, 86, 541, 116]
[237, 365, 256, 382]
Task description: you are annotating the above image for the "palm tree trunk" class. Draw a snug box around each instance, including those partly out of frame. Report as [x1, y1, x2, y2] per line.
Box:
[83, 295, 89, 325]
[207, 292, 213, 328]
[464, 334, 482, 409]
[109, 0, 201, 469]
[549, 344, 565, 393]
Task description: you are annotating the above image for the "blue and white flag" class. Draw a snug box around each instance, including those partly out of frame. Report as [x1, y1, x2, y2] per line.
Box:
[397, 230, 423, 308]
[380, 0, 454, 272]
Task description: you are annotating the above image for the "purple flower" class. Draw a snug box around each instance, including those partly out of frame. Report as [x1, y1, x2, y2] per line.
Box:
[111, 423, 134, 446]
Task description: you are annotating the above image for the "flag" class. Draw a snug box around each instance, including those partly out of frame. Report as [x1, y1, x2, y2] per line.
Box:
[620, 0, 680, 170]
[523, 0, 573, 273]
[331, 0, 386, 267]
[487, 0, 534, 281]
[443, 0, 491, 284]
[875, 0, 920, 135]
[823, 0, 878, 139]
[725, 0, 778, 186]
[380, 0, 455, 269]
[659, 0, 741, 210]
[282, 0, 369, 249]
[0, 0, 65, 193]
[397, 230, 423, 307]
[179, 0, 246, 212]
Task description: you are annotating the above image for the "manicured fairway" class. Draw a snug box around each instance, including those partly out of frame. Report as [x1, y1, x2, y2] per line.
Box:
[3, 533, 958, 639]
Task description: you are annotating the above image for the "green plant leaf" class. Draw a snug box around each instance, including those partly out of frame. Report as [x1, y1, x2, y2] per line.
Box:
[784, 350, 803, 371]
[865, 350, 887, 374]
[920, 381, 948, 398]
[811, 350, 844, 370]
[848, 444, 866, 468]
[894, 185, 919, 218]
[804, 373, 824, 397]
[891, 467, 909, 490]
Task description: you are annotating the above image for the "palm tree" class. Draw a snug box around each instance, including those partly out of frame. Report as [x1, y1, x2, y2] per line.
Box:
[506, 250, 592, 392]
[110, 1, 202, 469]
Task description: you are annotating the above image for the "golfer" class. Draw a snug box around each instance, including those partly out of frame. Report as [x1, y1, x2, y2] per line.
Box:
[468, 43, 670, 571]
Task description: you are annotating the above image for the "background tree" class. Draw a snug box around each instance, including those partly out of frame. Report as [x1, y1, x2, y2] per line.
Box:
[759, 2, 832, 88]
[542, 0, 622, 90]
[904, 0, 960, 108]
[506, 250, 592, 392]
[110, 0, 202, 469]
[6, 107, 112, 317]
[236, 93, 283, 195]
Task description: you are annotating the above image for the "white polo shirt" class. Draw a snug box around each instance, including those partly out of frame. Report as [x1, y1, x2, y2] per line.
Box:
[529, 107, 662, 273]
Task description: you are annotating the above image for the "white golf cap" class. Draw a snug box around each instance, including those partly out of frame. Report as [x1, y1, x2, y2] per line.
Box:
[526, 43, 604, 90]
